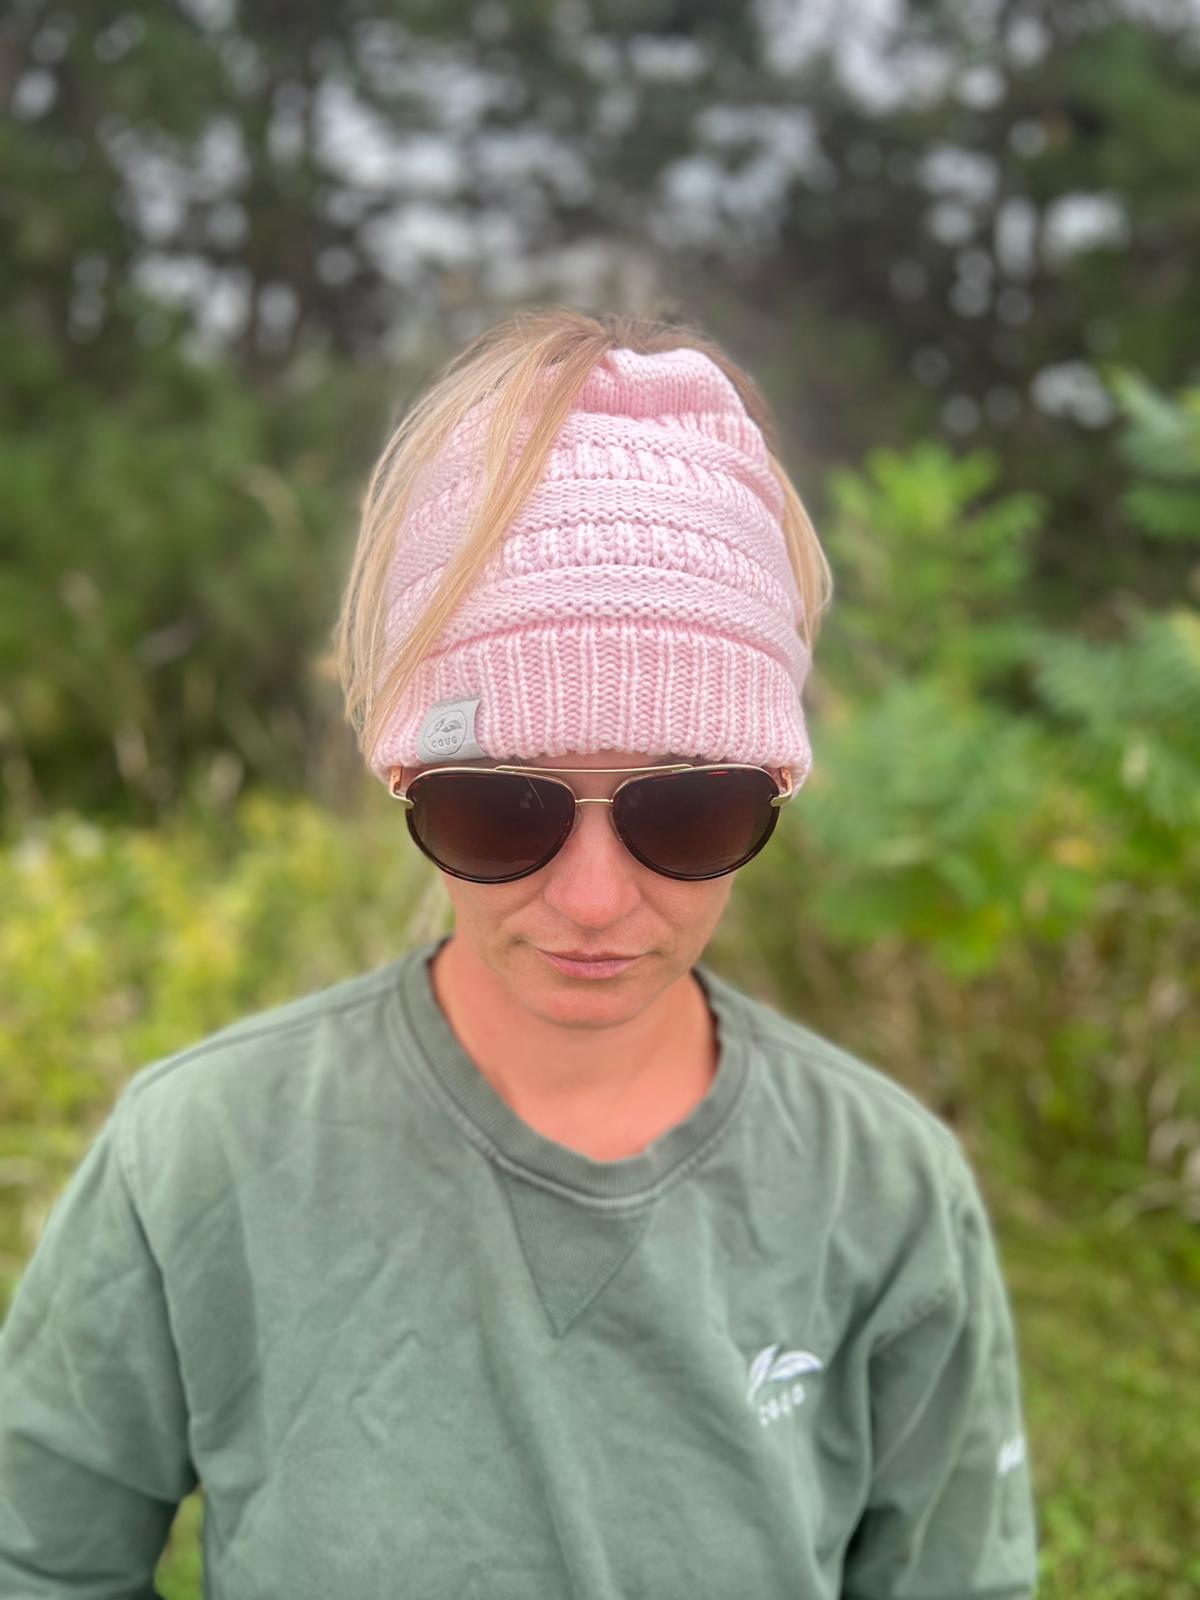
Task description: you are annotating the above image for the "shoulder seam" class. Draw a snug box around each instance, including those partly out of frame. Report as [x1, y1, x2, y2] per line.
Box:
[871, 1269, 961, 1355]
[110, 1090, 172, 1276]
[737, 988, 981, 1358]
[745, 1004, 964, 1163]
[112, 1092, 143, 1217]
[871, 1171, 976, 1354]
[120, 967, 400, 1103]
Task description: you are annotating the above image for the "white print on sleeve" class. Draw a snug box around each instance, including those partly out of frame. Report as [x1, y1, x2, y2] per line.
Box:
[997, 1434, 1027, 1475]
[746, 1343, 824, 1429]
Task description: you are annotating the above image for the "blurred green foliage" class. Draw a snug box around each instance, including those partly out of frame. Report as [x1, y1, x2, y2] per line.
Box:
[5, 367, 1195, 1233]
[5, 0, 1200, 824]
[4, 5, 1200, 1589]
[0, 318, 396, 821]
[3, 371, 1198, 1597]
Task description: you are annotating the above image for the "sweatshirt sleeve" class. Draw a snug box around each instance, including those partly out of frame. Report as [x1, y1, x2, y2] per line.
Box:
[0, 1091, 198, 1597]
[840, 1161, 1040, 1600]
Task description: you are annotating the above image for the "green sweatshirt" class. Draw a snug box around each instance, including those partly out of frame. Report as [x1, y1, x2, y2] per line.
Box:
[0, 935, 1039, 1598]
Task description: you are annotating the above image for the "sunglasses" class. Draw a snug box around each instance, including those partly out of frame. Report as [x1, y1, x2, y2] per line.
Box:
[388, 761, 798, 884]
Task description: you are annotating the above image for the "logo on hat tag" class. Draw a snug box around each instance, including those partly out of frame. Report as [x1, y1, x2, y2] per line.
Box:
[416, 697, 486, 761]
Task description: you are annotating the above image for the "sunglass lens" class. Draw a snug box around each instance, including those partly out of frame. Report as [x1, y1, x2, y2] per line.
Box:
[406, 771, 573, 883]
[616, 767, 779, 879]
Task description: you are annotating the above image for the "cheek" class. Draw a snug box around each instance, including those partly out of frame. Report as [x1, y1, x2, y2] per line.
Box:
[441, 867, 733, 933]
[664, 876, 735, 928]
[440, 874, 536, 927]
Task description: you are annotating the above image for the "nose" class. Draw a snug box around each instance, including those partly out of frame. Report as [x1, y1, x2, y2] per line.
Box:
[539, 799, 643, 922]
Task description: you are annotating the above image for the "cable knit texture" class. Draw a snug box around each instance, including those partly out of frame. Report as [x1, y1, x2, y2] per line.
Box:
[370, 345, 814, 783]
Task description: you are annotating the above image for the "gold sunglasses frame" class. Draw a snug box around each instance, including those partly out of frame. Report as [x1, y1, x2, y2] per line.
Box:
[387, 761, 798, 883]
[388, 762, 798, 811]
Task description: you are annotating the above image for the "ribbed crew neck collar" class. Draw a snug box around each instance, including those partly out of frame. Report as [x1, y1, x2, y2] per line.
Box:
[387, 934, 753, 1206]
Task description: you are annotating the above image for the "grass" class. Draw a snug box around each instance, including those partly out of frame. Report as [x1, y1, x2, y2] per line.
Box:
[1000, 1186, 1200, 1599]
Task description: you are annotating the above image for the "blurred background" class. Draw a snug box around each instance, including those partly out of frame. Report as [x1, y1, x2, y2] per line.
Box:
[2, 1, 1198, 1593]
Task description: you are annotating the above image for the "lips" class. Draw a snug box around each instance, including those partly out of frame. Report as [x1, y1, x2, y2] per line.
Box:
[553, 940, 640, 953]
[542, 949, 640, 979]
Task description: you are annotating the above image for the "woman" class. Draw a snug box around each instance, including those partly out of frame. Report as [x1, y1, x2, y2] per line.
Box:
[0, 308, 1040, 1597]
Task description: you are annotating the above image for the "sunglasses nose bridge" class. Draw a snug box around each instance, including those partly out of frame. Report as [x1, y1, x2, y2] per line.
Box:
[564, 792, 620, 844]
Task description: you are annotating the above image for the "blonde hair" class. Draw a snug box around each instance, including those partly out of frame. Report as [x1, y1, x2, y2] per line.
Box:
[332, 305, 833, 770]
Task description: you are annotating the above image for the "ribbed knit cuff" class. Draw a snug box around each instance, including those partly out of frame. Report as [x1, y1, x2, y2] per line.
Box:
[371, 619, 813, 779]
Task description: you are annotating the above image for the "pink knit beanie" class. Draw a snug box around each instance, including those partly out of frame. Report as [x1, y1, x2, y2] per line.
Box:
[370, 344, 814, 785]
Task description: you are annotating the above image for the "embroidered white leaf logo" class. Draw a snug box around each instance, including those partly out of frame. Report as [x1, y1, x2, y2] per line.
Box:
[746, 1344, 781, 1403]
[768, 1350, 824, 1383]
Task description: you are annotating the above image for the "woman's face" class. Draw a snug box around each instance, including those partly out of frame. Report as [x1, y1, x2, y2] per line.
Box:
[412, 749, 740, 1023]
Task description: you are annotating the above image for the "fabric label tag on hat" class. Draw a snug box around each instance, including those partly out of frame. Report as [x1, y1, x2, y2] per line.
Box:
[416, 697, 486, 762]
